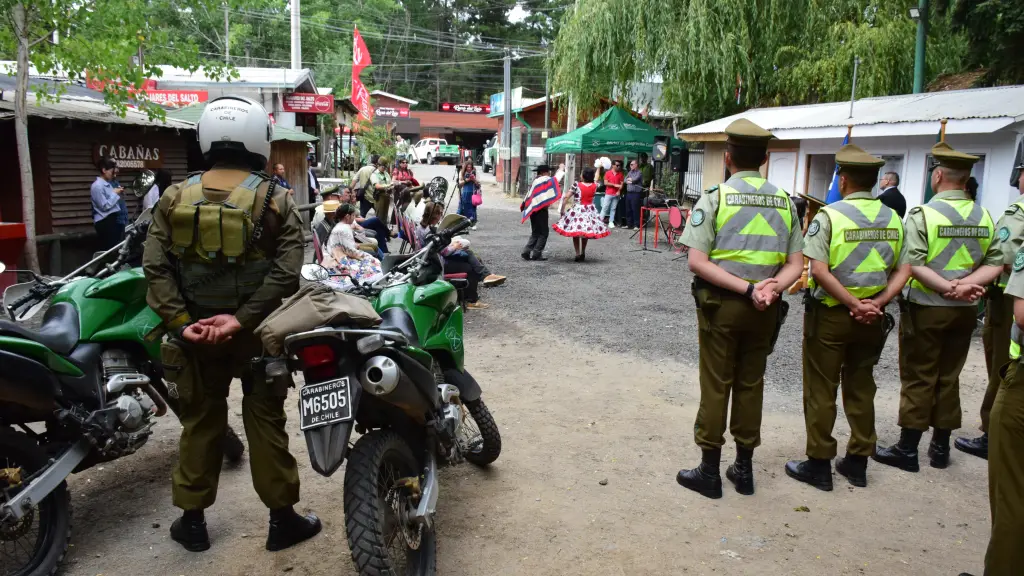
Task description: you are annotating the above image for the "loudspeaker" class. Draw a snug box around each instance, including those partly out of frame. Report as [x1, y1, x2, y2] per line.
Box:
[652, 135, 670, 162]
[670, 147, 689, 173]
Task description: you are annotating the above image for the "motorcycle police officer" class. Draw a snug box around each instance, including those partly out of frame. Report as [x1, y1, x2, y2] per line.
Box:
[955, 162, 1024, 459]
[143, 96, 321, 552]
[785, 144, 910, 491]
[676, 118, 805, 499]
[874, 141, 1003, 472]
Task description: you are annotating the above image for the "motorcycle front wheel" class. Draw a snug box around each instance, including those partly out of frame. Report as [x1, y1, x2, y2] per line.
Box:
[0, 430, 72, 576]
[344, 430, 436, 576]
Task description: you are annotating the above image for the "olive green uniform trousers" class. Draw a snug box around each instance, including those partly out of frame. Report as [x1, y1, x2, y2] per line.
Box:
[985, 360, 1024, 574]
[694, 286, 781, 450]
[164, 330, 300, 511]
[981, 291, 1013, 433]
[374, 189, 392, 226]
[897, 303, 978, 431]
[802, 300, 888, 459]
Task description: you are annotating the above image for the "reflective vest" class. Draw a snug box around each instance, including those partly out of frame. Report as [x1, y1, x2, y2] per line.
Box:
[1012, 322, 1021, 360]
[809, 197, 903, 307]
[709, 176, 793, 282]
[904, 196, 994, 307]
[169, 171, 273, 310]
[996, 200, 1024, 289]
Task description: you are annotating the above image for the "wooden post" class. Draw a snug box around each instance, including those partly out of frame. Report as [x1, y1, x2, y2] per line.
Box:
[940, 118, 948, 142]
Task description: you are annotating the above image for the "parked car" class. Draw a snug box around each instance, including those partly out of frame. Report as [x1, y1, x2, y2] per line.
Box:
[412, 138, 460, 165]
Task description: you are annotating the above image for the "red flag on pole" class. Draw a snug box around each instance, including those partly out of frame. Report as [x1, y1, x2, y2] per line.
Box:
[351, 27, 373, 121]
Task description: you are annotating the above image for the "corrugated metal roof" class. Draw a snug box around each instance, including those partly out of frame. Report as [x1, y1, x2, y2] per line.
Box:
[154, 66, 315, 90]
[0, 91, 195, 130]
[370, 90, 418, 106]
[167, 103, 317, 142]
[680, 85, 1024, 137]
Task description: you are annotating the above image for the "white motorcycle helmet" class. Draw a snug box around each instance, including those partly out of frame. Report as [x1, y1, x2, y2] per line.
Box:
[197, 96, 273, 170]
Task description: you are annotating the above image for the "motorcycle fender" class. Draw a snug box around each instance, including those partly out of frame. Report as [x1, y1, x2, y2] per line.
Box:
[444, 368, 481, 402]
[303, 383, 361, 477]
[0, 349, 61, 412]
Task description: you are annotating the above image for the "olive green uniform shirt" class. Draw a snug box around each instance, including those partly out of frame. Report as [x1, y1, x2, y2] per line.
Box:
[803, 191, 910, 266]
[143, 165, 305, 332]
[1004, 250, 1024, 298]
[680, 171, 803, 255]
[994, 195, 1024, 286]
[904, 189, 1002, 268]
[353, 165, 375, 190]
[369, 169, 392, 188]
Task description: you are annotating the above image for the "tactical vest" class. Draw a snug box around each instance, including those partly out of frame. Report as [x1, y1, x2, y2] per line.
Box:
[904, 196, 994, 307]
[1012, 322, 1022, 361]
[810, 197, 903, 307]
[169, 172, 273, 310]
[997, 200, 1024, 289]
[709, 176, 793, 282]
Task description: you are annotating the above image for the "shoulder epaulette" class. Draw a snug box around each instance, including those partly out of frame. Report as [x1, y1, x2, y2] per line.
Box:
[908, 206, 923, 216]
[1005, 204, 1022, 216]
[704, 185, 719, 195]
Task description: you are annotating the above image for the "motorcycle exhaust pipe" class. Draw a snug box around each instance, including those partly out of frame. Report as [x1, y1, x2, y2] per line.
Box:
[359, 355, 434, 421]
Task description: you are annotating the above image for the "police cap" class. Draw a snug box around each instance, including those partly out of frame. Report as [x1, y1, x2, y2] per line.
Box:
[724, 118, 774, 146]
[931, 142, 979, 170]
[835, 144, 885, 169]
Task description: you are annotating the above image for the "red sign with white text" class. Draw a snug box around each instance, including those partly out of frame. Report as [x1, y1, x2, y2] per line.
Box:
[375, 107, 409, 118]
[282, 93, 335, 114]
[440, 102, 490, 114]
[146, 90, 208, 107]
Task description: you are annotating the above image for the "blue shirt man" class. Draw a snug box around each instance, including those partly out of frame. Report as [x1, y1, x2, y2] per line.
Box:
[91, 157, 124, 249]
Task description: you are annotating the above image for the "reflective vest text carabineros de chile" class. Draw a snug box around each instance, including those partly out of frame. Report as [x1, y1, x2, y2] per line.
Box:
[810, 197, 903, 307]
[905, 195, 994, 307]
[709, 176, 793, 282]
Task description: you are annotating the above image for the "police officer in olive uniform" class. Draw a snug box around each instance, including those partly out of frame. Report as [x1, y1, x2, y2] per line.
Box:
[784, 145, 910, 491]
[676, 119, 805, 499]
[964, 246, 1024, 576]
[143, 96, 321, 552]
[874, 142, 1004, 472]
[955, 163, 1024, 459]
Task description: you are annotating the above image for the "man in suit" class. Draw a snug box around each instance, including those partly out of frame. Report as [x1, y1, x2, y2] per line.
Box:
[877, 171, 906, 219]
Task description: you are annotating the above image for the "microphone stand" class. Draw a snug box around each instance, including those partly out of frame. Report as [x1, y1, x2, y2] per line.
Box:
[630, 160, 662, 253]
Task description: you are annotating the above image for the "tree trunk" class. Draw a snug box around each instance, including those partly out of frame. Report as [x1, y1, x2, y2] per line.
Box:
[13, 3, 40, 272]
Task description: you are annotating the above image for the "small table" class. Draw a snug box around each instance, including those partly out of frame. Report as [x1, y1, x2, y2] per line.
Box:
[639, 207, 671, 249]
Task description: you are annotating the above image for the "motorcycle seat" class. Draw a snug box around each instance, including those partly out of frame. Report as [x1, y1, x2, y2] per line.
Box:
[0, 302, 80, 356]
[378, 307, 420, 348]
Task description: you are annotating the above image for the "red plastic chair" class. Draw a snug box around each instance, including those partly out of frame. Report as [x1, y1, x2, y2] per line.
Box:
[666, 206, 689, 255]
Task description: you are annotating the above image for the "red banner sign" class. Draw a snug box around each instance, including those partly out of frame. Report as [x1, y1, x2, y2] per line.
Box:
[282, 93, 335, 114]
[440, 102, 490, 114]
[146, 90, 208, 107]
[352, 27, 373, 121]
[375, 107, 409, 118]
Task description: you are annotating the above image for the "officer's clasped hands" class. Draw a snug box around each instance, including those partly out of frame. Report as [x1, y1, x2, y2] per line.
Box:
[942, 279, 986, 303]
[751, 278, 778, 311]
[181, 315, 243, 345]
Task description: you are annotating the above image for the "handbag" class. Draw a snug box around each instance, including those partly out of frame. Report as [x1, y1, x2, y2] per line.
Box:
[471, 192, 483, 206]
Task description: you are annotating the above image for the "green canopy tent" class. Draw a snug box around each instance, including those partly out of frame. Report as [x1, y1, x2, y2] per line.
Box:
[544, 106, 684, 154]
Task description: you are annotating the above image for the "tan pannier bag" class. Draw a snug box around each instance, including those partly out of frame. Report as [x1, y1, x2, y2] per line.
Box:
[256, 283, 381, 356]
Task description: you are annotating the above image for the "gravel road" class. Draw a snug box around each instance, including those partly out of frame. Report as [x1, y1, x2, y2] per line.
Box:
[52, 186, 992, 576]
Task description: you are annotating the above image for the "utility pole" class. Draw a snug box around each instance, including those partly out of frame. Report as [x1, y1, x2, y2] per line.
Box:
[849, 56, 860, 118]
[290, 0, 301, 70]
[912, 0, 928, 93]
[543, 54, 551, 164]
[502, 48, 512, 197]
[244, 40, 252, 67]
[223, 3, 230, 64]
[564, 0, 580, 192]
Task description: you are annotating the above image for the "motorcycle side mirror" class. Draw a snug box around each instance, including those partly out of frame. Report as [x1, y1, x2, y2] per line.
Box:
[437, 214, 468, 232]
[301, 264, 331, 282]
[131, 170, 156, 198]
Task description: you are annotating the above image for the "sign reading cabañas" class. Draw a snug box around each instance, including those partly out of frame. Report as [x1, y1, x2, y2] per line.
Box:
[93, 143, 163, 169]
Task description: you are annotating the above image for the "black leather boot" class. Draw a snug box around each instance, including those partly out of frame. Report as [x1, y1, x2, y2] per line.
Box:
[676, 449, 723, 499]
[725, 447, 755, 495]
[872, 428, 923, 472]
[835, 454, 868, 487]
[170, 509, 210, 552]
[784, 458, 833, 491]
[266, 506, 323, 552]
[928, 428, 952, 469]
[953, 433, 988, 460]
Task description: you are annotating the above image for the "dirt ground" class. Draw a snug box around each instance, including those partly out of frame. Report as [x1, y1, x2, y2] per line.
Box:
[61, 313, 990, 576]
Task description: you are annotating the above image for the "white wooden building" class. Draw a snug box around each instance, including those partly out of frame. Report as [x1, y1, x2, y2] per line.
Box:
[678, 85, 1024, 217]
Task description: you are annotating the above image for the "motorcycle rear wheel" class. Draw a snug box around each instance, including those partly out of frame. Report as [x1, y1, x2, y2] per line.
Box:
[0, 430, 72, 576]
[344, 430, 436, 576]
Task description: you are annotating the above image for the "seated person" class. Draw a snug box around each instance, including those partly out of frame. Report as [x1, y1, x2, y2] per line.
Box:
[322, 203, 383, 290]
[311, 186, 341, 232]
[338, 186, 396, 253]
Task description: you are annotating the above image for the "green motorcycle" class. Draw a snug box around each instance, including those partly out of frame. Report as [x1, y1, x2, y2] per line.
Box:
[0, 175, 242, 576]
[291, 213, 501, 575]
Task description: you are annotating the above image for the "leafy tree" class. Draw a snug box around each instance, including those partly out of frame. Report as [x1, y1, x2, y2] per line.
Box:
[0, 0, 229, 271]
[945, 0, 1024, 84]
[550, 0, 972, 125]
